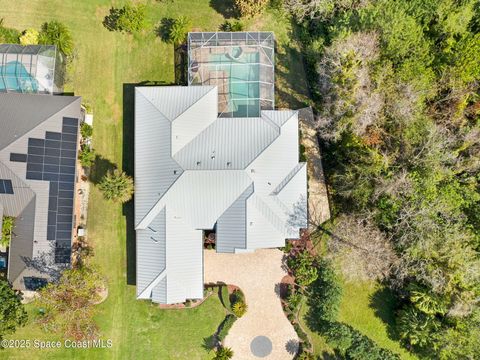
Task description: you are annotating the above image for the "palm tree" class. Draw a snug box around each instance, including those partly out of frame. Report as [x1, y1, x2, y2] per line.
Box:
[98, 169, 134, 203]
[38, 21, 74, 57]
[214, 346, 234, 360]
[169, 16, 191, 45]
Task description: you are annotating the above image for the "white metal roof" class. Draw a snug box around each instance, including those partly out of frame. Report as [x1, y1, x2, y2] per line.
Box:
[135, 86, 307, 304]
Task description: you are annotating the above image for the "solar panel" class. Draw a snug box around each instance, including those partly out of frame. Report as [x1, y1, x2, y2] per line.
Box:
[0, 179, 14, 194]
[10, 153, 27, 162]
[45, 140, 61, 148]
[28, 155, 43, 164]
[28, 146, 44, 155]
[45, 148, 60, 157]
[45, 131, 62, 140]
[23, 116, 79, 264]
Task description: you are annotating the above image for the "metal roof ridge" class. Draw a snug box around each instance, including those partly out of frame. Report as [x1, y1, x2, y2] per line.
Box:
[135, 171, 184, 230]
[137, 268, 167, 299]
[136, 88, 173, 122]
[170, 86, 217, 123]
[270, 162, 306, 196]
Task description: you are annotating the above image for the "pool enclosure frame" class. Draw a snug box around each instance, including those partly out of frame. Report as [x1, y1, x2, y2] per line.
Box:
[188, 32, 275, 117]
[0, 44, 58, 94]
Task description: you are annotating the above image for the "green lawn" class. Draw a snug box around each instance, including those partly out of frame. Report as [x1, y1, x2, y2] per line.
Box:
[299, 278, 417, 359]
[338, 280, 417, 360]
[0, 1, 308, 359]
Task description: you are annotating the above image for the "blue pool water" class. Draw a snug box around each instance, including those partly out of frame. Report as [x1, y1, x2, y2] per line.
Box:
[0, 256, 6, 269]
[209, 51, 261, 117]
[0, 61, 39, 92]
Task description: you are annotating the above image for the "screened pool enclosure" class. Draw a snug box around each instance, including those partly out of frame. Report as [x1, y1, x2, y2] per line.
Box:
[188, 32, 275, 117]
[0, 44, 58, 94]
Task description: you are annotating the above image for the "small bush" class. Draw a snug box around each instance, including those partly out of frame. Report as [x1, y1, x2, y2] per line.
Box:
[232, 301, 247, 317]
[219, 20, 244, 32]
[78, 144, 95, 168]
[213, 346, 234, 359]
[0, 20, 20, 43]
[323, 322, 354, 355]
[217, 314, 236, 342]
[230, 289, 244, 305]
[234, 0, 269, 18]
[103, 3, 147, 33]
[98, 169, 134, 203]
[80, 122, 93, 139]
[19, 28, 39, 45]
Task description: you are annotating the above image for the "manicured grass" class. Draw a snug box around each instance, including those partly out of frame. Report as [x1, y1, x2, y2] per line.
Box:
[0, 1, 308, 359]
[299, 277, 417, 359]
[338, 280, 418, 360]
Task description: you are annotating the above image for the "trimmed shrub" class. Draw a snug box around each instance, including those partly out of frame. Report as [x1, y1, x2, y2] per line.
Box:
[103, 3, 147, 33]
[19, 28, 39, 45]
[220, 286, 231, 310]
[230, 289, 245, 305]
[217, 314, 236, 342]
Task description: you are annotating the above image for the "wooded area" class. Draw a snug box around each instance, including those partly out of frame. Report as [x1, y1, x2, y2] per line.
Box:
[287, 0, 480, 358]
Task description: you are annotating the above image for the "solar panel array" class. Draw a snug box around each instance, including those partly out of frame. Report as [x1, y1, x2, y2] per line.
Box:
[10, 117, 79, 264]
[0, 179, 14, 194]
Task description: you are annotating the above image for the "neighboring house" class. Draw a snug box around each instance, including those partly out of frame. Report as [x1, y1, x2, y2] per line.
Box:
[135, 32, 307, 305]
[0, 93, 81, 290]
[0, 44, 61, 94]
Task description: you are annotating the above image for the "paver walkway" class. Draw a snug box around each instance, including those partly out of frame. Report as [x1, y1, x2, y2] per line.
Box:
[204, 249, 298, 359]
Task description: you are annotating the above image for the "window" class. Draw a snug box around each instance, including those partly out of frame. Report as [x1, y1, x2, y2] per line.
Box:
[0, 179, 14, 194]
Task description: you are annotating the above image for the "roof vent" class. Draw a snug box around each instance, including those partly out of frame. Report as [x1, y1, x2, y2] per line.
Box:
[196, 161, 201, 166]
[268, 182, 271, 185]
[227, 162, 231, 167]
[250, 169, 255, 173]
[211, 155, 215, 160]
[173, 170, 178, 175]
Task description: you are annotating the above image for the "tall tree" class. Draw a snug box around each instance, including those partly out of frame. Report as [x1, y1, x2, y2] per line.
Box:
[0, 280, 27, 340]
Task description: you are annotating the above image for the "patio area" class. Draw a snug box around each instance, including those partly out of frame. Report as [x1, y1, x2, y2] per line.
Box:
[204, 248, 299, 359]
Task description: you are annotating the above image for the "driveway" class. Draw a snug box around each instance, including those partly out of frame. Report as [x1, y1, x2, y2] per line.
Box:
[204, 249, 298, 359]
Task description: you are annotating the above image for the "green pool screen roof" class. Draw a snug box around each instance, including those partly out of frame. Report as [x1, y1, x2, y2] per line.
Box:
[0, 44, 57, 94]
[188, 32, 275, 118]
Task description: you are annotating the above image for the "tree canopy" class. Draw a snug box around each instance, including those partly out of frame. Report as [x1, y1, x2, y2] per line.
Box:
[0, 280, 27, 340]
[290, 0, 480, 358]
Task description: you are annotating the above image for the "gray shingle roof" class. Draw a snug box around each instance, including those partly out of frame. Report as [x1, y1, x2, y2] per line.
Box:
[0, 93, 81, 289]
